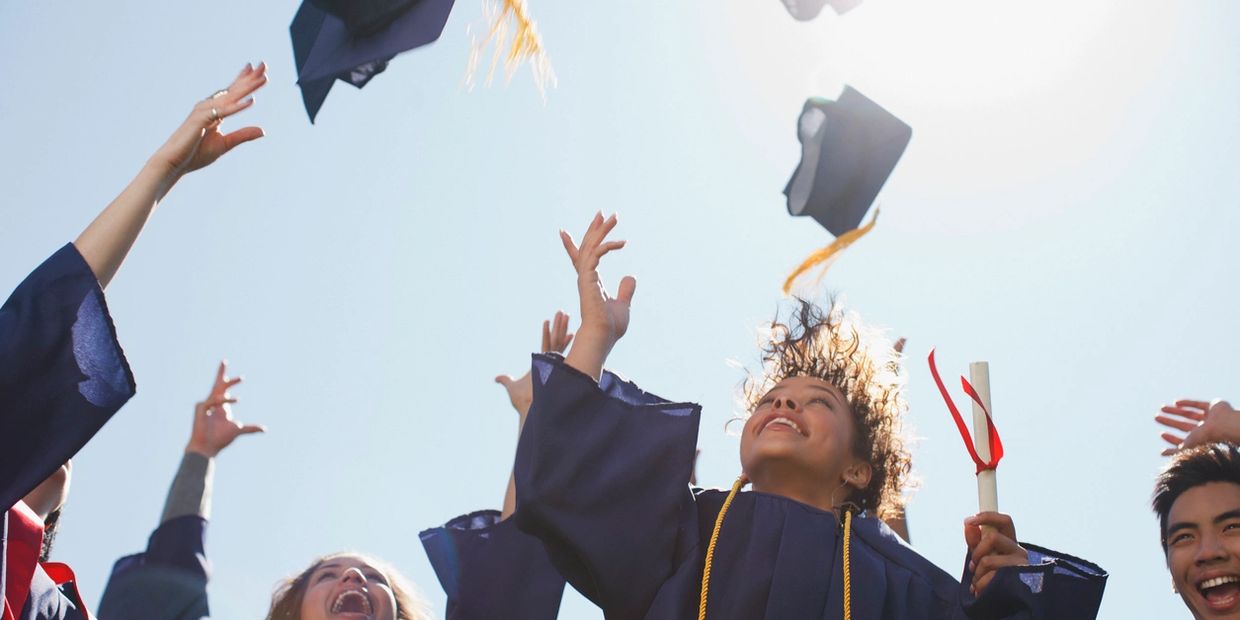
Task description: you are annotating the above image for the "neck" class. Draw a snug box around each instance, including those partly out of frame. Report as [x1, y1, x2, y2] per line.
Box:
[748, 463, 840, 513]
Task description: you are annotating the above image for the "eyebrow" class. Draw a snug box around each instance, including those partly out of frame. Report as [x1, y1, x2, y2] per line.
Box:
[1166, 508, 1240, 538]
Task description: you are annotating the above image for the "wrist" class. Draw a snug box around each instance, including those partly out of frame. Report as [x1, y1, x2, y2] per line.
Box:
[184, 442, 217, 459]
[143, 157, 183, 191]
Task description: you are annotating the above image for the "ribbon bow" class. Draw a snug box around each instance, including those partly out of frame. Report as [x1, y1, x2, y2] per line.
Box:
[927, 348, 1004, 474]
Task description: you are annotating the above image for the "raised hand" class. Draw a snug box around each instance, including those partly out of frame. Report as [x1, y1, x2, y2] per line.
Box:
[496, 311, 575, 416]
[1157, 399, 1240, 456]
[185, 361, 265, 458]
[560, 213, 635, 379]
[964, 512, 1029, 595]
[150, 63, 268, 179]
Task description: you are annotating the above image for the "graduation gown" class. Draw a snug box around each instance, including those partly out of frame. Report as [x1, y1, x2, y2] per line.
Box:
[97, 452, 214, 619]
[513, 354, 1108, 620]
[420, 509, 567, 619]
[96, 516, 210, 620]
[1, 244, 136, 620]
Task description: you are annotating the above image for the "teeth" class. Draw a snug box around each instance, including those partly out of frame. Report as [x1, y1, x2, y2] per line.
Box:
[1201, 576, 1240, 590]
[764, 416, 802, 435]
[331, 591, 372, 615]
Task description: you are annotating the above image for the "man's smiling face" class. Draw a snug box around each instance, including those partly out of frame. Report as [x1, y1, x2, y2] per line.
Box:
[1166, 481, 1240, 618]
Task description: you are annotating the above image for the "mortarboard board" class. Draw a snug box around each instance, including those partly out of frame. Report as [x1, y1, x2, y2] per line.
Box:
[780, 0, 864, 21]
[291, 0, 457, 122]
[782, 86, 912, 293]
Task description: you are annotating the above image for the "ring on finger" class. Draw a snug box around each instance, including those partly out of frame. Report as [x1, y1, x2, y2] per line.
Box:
[209, 89, 229, 100]
[208, 107, 221, 123]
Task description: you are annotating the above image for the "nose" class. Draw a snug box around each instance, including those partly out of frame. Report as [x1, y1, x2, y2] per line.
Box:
[342, 567, 367, 584]
[774, 398, 798, 410]
[1195, 532, 1229, 565]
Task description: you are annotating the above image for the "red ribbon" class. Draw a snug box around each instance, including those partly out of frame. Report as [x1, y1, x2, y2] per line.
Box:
[927, 348, 1004, 474]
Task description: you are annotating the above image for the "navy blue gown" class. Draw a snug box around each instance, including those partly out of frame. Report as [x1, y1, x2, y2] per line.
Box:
[513, 354, 1107, 620]
[96, 516, 210, 619]
[421, 509, 567, 619]
[1, 244, 136, 619]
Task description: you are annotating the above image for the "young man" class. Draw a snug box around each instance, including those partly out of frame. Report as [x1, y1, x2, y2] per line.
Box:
[1153, 442, 1240, 619]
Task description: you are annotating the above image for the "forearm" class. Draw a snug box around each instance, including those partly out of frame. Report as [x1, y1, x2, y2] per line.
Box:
[162, 451, 214, 523]
[73, 160, 181, 289]
[501, 412, 529, 520]
[563, 329, 613, 382]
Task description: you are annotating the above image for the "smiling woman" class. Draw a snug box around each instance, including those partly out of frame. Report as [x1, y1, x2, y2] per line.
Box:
[266, 552, 431, 620]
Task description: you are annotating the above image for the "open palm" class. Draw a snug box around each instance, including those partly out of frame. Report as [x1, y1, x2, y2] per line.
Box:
[186, 361, 265, 458]
[560, 212, 636, 347]
[151, 63, 268, 177]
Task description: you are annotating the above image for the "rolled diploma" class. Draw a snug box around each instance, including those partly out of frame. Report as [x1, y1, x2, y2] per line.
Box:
[969, 361, 998, 513]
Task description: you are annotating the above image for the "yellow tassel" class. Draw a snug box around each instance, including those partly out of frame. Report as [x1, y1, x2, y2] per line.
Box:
[781, 207, 880, 295]
[465, 0, 557, 99]
[843, 509, 853, 620]
[699, 477, 745, 620]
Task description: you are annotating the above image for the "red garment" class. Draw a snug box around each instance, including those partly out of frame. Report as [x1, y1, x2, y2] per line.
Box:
[3, 502, 43, 620]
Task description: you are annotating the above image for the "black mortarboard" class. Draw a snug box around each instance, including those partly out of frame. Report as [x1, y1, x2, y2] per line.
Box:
[781, 87, 911, 292]
[780, 0, 864, 21]
[784, 86, 911, 236]
[290, 0, 457, 122]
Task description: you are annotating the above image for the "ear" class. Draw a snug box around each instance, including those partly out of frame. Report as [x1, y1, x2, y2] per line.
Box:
[845, 461, 872, 491]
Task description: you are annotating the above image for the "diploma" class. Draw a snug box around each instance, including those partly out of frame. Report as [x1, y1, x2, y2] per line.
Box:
[969, 362, 998, 513]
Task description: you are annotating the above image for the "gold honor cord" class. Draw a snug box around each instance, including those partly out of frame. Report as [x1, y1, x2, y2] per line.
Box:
[842, 509, 853, 620]
[697, 478, 854, 620]
[698, 477, 745, 620]
[782, 207, 880, 295]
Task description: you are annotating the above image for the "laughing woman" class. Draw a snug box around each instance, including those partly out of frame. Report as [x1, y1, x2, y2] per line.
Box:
[509, 213, 1109, 619]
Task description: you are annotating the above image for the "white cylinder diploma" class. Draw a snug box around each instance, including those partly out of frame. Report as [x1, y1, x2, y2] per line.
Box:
[969, 361, 998, 513]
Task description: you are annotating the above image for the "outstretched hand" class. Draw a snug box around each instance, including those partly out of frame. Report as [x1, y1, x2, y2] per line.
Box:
[560, 213, 635, 379]
[496, 311, 575, 416]
[964, 512, 1029, 596]
[186, 361, 265, 458]
[1157, 399, 1240, 456]
[150, 63, 268, 180]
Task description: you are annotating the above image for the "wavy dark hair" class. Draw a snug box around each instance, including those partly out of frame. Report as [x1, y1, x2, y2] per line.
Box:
[741, 297, 912, 519]
[266, 552, 430, 620]
[1152, 442, 1240, 553]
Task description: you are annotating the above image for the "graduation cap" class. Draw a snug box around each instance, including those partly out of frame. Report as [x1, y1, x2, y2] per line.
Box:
[291, 0, 457, 122]
[780, 0, 864, 21]
[782, 87, 912, 293]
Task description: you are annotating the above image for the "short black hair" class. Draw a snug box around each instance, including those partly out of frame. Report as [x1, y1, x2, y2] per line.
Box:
[1152, 443, 1240, 552]
[39, 508, 61, 562]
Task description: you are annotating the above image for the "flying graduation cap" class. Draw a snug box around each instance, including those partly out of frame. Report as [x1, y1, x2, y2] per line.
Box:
[291, 0, 457, 122]
[780, 0, 864, 21]
[782, 86, 912, 293]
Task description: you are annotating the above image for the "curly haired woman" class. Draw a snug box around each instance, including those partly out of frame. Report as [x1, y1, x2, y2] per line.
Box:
[509, 213, 1108, 620]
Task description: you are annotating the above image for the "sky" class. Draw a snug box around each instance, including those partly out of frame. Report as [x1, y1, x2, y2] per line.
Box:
[1, 0, 1236, 617]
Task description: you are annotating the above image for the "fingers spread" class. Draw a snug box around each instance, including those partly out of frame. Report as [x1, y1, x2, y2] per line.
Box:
[1160, 405, 1206, 421]
[1176, 399, 1212, 410]
[559, 230, 579, 263]
[1155, 415, 1198, 433]
[1160, 432, 1184, 446]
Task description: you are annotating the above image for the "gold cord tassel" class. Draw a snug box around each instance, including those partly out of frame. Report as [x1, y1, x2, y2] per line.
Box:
[782, 207, 880, 295]
[464, 0, 557, 100]
[699, 476, 745, 620]
[843, 509, 853, 620]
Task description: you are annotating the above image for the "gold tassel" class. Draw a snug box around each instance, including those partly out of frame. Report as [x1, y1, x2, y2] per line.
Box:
[782, 207, 880, 295]
[699, 477, 745, 620]
[465, 0, 557, 99]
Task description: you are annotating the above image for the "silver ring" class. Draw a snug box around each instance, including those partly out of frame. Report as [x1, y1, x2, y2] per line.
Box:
[209, 107, 221, 123]
[209, 89, 229, 100]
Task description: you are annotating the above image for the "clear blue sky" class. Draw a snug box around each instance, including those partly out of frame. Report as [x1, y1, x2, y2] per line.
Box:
[1, 1, 1235, 617]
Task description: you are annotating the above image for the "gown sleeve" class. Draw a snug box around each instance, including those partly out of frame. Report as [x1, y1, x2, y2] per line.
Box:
[420, 509, 566, 620]
[962, 542, 1107, 619]
[95, 454, 213, 620]
[0, 244, 136, 511]
[512, 353, 701, 619]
